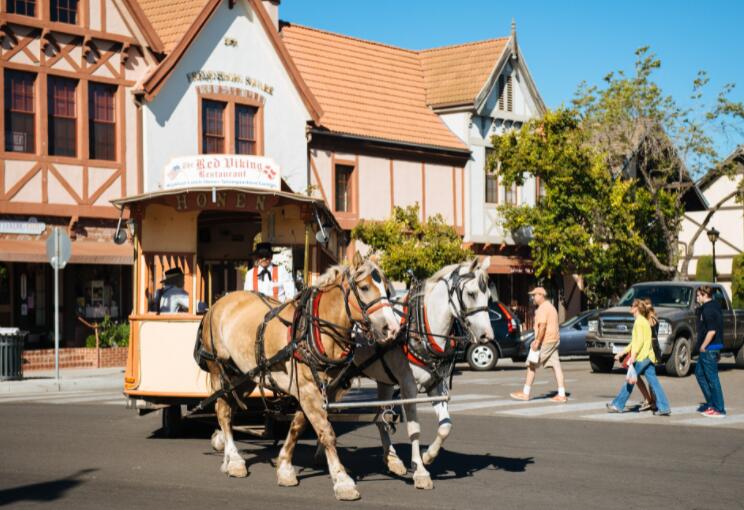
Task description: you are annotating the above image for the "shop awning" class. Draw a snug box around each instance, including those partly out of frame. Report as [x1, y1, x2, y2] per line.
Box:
[0, 239, 133, 265]
[487, 255, 533, 275]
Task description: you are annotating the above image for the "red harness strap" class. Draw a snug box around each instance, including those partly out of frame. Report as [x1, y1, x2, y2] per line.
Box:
[404, 302, 455, 367]
[253, 265, 280, 300]
[287, 291, 350, 362]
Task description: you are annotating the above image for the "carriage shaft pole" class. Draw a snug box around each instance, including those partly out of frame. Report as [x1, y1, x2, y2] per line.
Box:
[324, 394, 449, 410]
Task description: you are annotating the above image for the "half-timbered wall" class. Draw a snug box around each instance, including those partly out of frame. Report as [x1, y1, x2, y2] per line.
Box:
[309, 148, 465, 234]
[0, 0, 149, 219]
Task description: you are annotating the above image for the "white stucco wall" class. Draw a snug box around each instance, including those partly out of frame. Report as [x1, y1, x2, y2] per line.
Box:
[142, 0, 312, 193]
[679, 173, 743, 295]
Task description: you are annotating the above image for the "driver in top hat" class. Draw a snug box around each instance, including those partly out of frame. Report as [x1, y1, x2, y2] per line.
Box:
[244, 242, 296, 302]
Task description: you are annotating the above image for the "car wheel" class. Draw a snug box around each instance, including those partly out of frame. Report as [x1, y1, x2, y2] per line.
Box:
[589, 355, 614, 373]
[665, 337, 692, 377]
[734, 343, 744, 369]
[467, 343, 499, 371]
[161, 405, 182, 438]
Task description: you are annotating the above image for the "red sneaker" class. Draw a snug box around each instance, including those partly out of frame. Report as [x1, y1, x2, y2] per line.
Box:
[703, 408, 726, 418]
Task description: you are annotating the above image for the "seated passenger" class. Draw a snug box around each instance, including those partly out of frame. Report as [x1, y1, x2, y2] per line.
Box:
[155, 267, 190, 313]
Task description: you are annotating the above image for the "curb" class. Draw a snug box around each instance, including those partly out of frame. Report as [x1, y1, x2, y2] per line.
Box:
[0, 368, 125, 395]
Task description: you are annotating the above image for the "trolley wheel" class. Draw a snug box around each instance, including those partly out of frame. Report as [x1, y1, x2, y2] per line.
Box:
[161, 405, 183, 438]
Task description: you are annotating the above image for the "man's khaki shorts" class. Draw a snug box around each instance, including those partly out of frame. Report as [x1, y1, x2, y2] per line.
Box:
[533, 342, 560, 369]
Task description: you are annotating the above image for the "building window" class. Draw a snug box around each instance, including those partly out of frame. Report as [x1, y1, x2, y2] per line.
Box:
[536, 177, 546, 204]
[498, 74, 513, 112]
[50, 0, 78, 24]
[4, 70, 35, 153]
[7, 0, 36, 16]
[89, 83, 116, 161]
[48, 76, 77, 157]
[202, 100, 226, 154]
[334, 164, 353, 212]
[504, 183, 517, 205]
[235, 104, 257, 155]
[485, 148, 498, 204]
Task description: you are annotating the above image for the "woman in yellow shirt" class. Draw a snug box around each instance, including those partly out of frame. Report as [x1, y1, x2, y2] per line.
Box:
[606, 299, 671, 415]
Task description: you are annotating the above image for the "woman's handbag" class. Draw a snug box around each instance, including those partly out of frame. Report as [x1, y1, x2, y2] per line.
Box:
[625, 364, 638, 385]
[526, 347, 540, 366]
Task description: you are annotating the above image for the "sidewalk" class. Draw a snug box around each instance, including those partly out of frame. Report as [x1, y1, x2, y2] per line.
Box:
[0, 367, 125, 395]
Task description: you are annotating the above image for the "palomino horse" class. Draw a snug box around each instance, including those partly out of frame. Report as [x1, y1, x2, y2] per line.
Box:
[311, 258, 494, 489]
[198, 254, 399, 501]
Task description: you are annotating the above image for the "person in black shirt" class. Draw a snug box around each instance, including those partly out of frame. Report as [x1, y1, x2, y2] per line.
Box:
[695, 285, 726, 418]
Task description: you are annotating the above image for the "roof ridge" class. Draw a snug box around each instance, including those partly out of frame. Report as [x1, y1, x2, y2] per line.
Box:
[281, 22, 417, 54]
[418, 36, 510, 54]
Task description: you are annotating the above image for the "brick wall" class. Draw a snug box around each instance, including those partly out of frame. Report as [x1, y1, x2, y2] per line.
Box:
[23, 347, 128, 371]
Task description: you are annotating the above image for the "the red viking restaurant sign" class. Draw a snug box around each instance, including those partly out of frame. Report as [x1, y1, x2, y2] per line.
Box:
[161, 155, 281, 191]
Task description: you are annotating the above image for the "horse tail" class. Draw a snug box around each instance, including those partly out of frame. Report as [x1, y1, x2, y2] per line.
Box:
[193, 308, 216, 372]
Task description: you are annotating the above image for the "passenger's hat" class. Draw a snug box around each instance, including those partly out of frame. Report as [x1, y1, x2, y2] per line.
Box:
[160, 267, 184, 283]
[528, 286, 548, 297]
[252, 242, 274, 259]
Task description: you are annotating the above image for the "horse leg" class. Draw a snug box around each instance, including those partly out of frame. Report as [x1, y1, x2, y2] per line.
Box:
[422, 384, 452, 466]
[216, 397, 247, 477]
[374, 383, 407, 477]
[211, 429, 225, 452]
[397, 370, 432, 489]
[275, 410, 306, 487]
[299, 381, 360, 501]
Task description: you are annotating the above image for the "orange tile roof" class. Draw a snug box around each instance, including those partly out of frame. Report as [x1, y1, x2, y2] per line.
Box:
[137, 0, 209, 53]
[282, 24, 470, 151]
[420, 38, 509, 107]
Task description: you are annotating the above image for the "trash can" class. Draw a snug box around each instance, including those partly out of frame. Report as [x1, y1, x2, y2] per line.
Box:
[0, 328, 27, 381]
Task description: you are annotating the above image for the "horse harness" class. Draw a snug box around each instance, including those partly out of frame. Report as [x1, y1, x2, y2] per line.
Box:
[192, 267, 390, 413]
[328, 267, 489, 396]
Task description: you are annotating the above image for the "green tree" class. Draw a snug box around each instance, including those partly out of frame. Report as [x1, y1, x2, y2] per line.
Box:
[352, 204, 471, 283]
[490, 48, 744, 304]
[732, 254, 744, 309]
[694, 256, 714, 282]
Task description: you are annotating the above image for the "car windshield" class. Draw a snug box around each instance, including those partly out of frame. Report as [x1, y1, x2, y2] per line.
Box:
[617, 285, 692, 308]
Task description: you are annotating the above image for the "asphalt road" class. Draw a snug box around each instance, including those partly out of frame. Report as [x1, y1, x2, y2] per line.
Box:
[2, 359, 744, 509]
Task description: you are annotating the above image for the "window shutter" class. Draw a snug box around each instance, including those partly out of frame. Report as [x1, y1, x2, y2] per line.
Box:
[507, 75, 513, 112]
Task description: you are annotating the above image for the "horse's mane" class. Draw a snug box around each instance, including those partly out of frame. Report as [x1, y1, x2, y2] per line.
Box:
[315, 260, 377, 290]
[424, 260, 488, 294]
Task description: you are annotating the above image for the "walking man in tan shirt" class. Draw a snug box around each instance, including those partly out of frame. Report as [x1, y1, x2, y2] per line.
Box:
[510, 287, 567, 403]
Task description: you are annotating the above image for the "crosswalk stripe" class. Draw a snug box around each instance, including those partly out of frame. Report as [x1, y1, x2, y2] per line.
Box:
[50, 393, 124, 404]
[102, 400, 126, 406]
[677, 413, 744, 427]
[502, 401, 607, 416]
[0, 390, 106, 404]
[420, 398, 530, 413]
[583, 406, 700, 421]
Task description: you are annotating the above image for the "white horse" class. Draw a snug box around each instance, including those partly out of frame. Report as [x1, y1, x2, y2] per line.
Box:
[318, 257, 494, 489]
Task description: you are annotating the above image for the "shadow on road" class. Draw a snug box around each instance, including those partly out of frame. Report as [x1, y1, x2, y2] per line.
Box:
[0, 468, 97, 506]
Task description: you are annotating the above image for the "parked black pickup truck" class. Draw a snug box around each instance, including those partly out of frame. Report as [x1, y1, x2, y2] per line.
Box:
[585, 282, 744, 377]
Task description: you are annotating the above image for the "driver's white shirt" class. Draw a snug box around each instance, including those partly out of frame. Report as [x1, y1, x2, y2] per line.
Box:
[244, 263, 296, 302]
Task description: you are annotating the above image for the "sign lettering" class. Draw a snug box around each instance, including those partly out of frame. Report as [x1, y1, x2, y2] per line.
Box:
[162, 155, 281, 191]
[187, 70, 274, 95]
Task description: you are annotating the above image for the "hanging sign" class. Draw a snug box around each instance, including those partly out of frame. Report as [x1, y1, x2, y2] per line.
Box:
[161, 155, 281, 191]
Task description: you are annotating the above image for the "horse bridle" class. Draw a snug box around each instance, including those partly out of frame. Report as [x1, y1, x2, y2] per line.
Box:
[341, 266, 392, 339]
[444, 268, 490, 325]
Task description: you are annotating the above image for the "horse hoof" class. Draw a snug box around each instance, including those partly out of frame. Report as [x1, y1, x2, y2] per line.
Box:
[211, 430, 225, 452]
[422, 451, 434, 466]
[413, 474, 434, 490]
[227, 461, 248, 478]
[334, 481, 361, 501]
[277, 466, 299, 487]
[387, 457, 407, 476]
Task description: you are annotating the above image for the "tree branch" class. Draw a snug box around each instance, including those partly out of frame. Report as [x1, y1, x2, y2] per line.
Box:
[638, 238, 677, 273]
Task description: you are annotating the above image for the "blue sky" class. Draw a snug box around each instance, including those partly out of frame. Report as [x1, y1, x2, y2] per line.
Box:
[281, 0, 744, 160]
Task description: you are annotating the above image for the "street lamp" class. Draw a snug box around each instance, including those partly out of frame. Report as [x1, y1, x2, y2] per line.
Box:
[707, 227, 720, 283]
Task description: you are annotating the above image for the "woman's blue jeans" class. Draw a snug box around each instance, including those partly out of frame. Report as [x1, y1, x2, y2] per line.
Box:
[612, 359, 670, 413]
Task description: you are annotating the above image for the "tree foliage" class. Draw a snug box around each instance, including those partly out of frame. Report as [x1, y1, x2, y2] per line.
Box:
[732, 254, 744, 309]
[489, 48, 744, 304]
[694, 256, 714, 282]
[352, 204, 471, 284]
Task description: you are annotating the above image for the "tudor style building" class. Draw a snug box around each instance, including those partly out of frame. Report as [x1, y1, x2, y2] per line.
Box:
[0, 0, 162, 345]
[1, 0, 556, 344]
